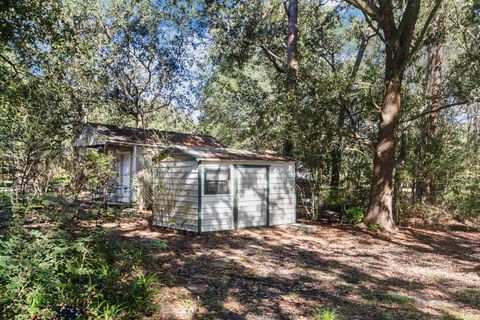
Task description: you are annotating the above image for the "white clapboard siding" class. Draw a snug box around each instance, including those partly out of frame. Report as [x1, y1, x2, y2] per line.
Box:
[202, 211, 235, 220]
[202, 202, 233, 211]
[269, 163, 296, 226]
[151, 161, 199, 232]
[151, 159, 295, 232]
[202, 220, 235, 232]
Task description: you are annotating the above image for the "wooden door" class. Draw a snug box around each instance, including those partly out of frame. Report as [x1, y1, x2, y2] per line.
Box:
[236, 166, 268, 228]
[117, 152, 132, 203]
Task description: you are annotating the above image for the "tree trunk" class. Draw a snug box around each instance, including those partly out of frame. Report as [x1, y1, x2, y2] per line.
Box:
[329, 106, 345, 202]
[283, 0, 298, 156]
[286, 0, 298, 92]
[343, 0, 439, 232]
[81, 102, 89, 124]
[136, 112, 145, 129]
[418, 8, 445, 204]
[365, 59, 403, 232]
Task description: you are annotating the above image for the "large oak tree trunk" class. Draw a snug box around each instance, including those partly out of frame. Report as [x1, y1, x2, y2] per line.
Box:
[343, 0, 440, 232]
[365, 56, 403, 232]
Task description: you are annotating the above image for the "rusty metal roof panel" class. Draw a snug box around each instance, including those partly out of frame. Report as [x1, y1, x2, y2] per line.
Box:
[87, 122, 227, 148]
[174, 146, 294, 162]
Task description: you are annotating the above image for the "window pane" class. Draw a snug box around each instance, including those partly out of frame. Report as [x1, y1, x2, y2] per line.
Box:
[217, 181, 229, 193]
[205, 181, 217, 193]
[205, 169, 229, 181]
[216, 171, 229, 181]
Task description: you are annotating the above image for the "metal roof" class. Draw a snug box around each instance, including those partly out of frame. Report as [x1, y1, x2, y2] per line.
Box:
[171, 146, 294, 162]
[86, 122, 227, 148]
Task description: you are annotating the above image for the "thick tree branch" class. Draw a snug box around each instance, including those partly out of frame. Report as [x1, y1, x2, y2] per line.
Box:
[398, 0, 421, 38]
[343, 0, 381, 22]
[407, 0, 443, 61]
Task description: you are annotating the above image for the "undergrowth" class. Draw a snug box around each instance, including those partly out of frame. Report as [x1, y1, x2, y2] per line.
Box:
[0, 193, 162, 319]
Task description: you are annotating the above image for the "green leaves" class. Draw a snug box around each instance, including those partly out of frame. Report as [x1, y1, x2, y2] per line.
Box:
[0, 223, 160, 318]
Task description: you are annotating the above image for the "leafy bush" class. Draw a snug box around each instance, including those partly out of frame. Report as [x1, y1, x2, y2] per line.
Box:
[344, 207, 365, 224]
[0, 223, 159, 319]
[313, 308, 339, 320]
[0, 192, 12, 212]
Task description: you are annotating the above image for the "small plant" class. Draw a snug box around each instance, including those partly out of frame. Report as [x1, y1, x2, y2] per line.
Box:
[379, 292, 413, 306]
[313, 308, 339, 320]
[344, 207, 365, 224]
[368, 223, 383, 232]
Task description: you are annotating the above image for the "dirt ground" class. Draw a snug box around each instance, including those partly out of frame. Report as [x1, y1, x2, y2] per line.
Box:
[101, 218, 480, 320]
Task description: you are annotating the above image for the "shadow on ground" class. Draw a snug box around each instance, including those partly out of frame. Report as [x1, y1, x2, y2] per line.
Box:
[101, 219, 480, 320]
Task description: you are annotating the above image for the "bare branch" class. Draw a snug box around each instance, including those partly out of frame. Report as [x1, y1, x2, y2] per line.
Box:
[0, 53, 19, 76]
[95, 12, 113, 41]
[398, 0, 421, 38]
[400, 99, 476, 124]
[260, 44, 285, 73]
[362, 12, 387, 44]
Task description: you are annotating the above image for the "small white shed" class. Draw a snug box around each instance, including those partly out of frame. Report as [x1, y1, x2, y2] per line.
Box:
[150, 146, 296, 232]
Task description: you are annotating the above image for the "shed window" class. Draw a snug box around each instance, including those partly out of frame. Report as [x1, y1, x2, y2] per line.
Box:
[204, 169, 230, 194]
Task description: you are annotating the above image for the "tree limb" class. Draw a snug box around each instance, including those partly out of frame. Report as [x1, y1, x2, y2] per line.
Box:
[361, 12, 387, 44]
[400, 99, 474, 124]
[95, 12, 113, 41]
[260, 44, 285, 73]
[343, 0, 381, 22]
[407, 0, 443, 61]
[398, 0, 421, 39]
[0, 53, 19, 76]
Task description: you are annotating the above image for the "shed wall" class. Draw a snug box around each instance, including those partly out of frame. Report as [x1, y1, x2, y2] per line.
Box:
[151, 161, 199, 232]
[199, 161, 296, 231]
[268, 163, 296, 225]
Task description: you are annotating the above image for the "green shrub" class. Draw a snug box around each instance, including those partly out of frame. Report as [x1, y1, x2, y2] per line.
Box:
[344, 207, 365, 224]
[313, 308, 339, 320]
[0, 192, 12, 211]
[0, 223, 159, 319]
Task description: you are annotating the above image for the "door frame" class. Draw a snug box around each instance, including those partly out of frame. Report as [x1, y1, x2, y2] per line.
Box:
[233, 164, 270, 230]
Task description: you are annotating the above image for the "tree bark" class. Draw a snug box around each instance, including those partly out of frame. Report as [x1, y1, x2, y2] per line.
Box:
[135, 112, 145, 129]
[286, 0, 299, 93]
[283, 0, 298, 156]
[135, 113, 145, 211]
[81, 102, 89, 124]
[364, 50, 403, 231]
